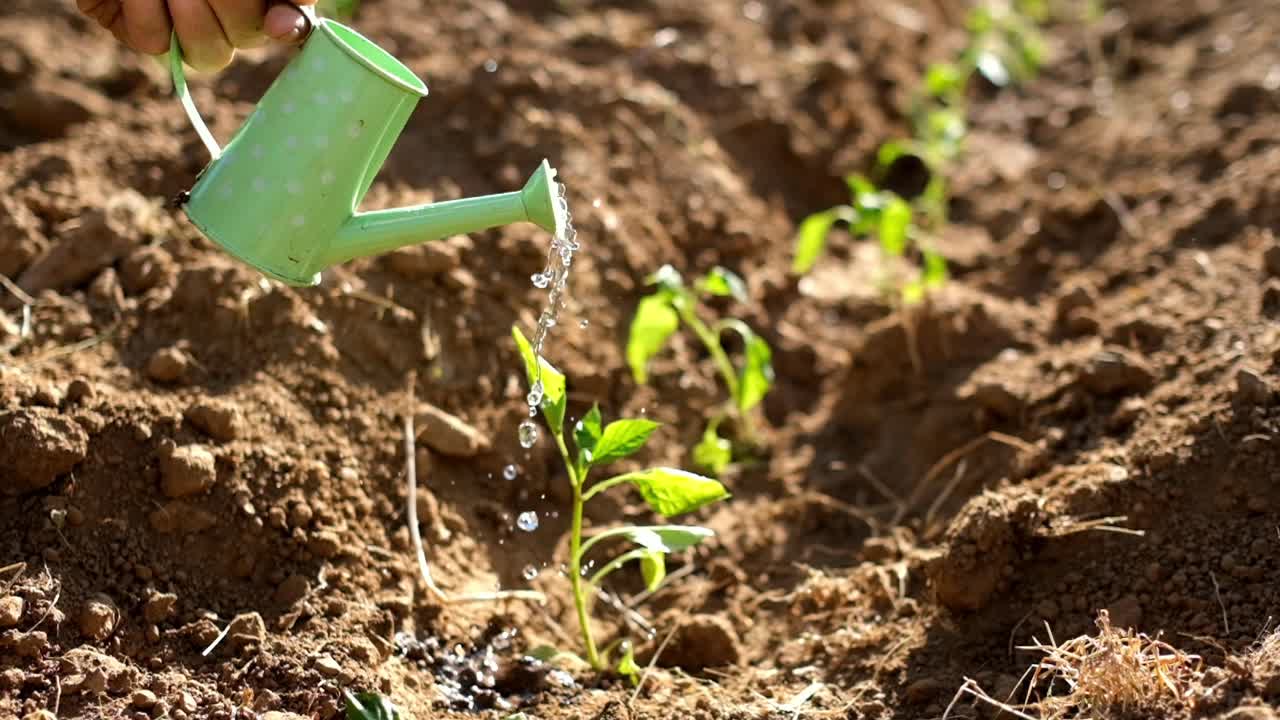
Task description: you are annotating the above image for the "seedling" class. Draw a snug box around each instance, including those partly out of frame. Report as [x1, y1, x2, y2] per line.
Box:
[513, 326, 730, 675]
[792, 0, 1047, 302]
[625, 265, 774, 475]
[792, 175, 947, 305]
[344, 691, 402, 720]
[317, 0, 361, 19]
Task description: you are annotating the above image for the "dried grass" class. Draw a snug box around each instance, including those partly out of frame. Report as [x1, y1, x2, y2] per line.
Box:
[944, 610, 1212, 720]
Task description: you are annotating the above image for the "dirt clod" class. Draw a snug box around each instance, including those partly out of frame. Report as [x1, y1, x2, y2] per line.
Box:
[0, 408, 89, 494]
[184, 402, 241, 441]
[8, 75, 111, 139]
[18, 190, 158, 293]
[1264, 243, 1280, 277]
[131, 689, 158, 709]
[1079, 350, 1156, 395]
[0, 596, 23, 627]
[313, 655, 342, 677]
[307, 530, 342, 559]
[65, 378, 95, 404]
[228, 612, 266, 651]
[274, 575, 309, 606]
[386, 243, 461, 278]
[146, 347, 191, 384]
[79, 594, 119, 642]
[142, 592, 177, 624]
[159, 445, 217, 498]
[654, 614, 741, 670]
[1234, 368, 1272, 406]
[414, 403, 490, 457]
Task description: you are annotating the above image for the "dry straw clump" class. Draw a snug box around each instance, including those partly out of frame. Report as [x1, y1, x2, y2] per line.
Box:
[945, 610, 1213, 719]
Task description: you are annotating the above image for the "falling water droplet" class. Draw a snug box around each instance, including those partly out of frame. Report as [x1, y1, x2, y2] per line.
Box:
[579, 319, 589, 329]
[483, 58, 499, 72]
[503, 464, 518, 481]
[531, 272, 550, 289]
[522, 565, 539, 580]
[517, 511, 539, 532]
[518, 420, 538, 448]
[528, 406, 537, 417]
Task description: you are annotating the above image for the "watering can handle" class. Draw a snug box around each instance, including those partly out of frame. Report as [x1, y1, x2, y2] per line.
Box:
[168, 3, 320, 162]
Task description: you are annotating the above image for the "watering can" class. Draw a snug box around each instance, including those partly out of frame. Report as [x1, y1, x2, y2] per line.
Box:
[168, 10, 566, 286]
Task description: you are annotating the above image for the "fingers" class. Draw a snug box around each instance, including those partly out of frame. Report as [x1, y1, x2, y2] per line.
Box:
[168, 0, 234, 70]
[263, 2, 310, 44]
[207, 0, 268, 48]
[123, 0, 172, 55]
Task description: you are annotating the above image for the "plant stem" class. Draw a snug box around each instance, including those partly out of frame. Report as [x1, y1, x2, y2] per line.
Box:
[555, 432, 601, 669]
[678, 303, 740, 402]
[680, 302, 765, 446]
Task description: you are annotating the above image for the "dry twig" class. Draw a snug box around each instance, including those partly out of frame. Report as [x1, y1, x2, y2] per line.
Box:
[403, 373, 544, 606]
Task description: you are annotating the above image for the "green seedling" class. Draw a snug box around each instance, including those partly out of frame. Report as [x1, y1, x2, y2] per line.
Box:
[513, 326, 729, 676]
[792, 175, 947, 305]
[792, 0, 1047, 301]
[317, 0, 361, 19]
[625, 265, 774, 475]
[344, 691, 402, 720]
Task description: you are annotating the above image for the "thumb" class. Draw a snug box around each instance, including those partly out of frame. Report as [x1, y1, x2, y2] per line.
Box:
[264, 2, 315, 44]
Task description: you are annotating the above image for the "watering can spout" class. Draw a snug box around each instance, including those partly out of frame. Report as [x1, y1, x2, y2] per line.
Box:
[325, 160, 566, 268]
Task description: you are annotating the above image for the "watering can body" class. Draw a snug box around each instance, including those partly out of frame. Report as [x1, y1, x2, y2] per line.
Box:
[171, 17, 564, 286]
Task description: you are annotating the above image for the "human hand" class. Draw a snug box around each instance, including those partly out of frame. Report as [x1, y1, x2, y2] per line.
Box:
[77, 0, 320, 71]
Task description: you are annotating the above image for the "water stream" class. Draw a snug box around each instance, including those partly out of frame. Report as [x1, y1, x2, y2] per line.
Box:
[517, 180, 579, 448]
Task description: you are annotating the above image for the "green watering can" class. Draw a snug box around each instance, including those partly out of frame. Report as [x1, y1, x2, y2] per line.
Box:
[169, 10, 566, 286]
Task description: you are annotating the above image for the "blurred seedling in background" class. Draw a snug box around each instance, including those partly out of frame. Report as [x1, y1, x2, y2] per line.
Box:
[513, 326, 729, 678]
[793, 175, 948, 305]
[625, 265, 774, 476]
[345, 690, 402, 720]
[792, 0, 1047, 302]
[317, 0, 361, 20]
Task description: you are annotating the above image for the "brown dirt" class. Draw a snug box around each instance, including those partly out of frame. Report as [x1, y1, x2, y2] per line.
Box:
[2, 0, 1279, 718]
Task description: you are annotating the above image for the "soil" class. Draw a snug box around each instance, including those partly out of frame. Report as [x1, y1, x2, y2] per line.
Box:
[2, 0, 1279, 719]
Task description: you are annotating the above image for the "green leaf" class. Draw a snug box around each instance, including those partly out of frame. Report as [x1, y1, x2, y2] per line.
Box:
[925, 62, 965, 99]
[698, 267, 749, 302]
[845, 174, 877, 199]
[737, 333, 774, 412]
[639, 550, 666, 592]
[626, 294, 680, 384]
[879, 196, 912, 256]
[574, 404, 603, 465]
[876, 140, 911, 170]
[622, 468, 729, 517]
[512, 325, 567, 434]
[591, 418, 661, 467]
[345, 692, 401, 720]
[693, 424, 732, 476]
[526, 645, 560, 662]
[646, 264, 685, 293]
[976, 51, 1010, 87]
[927, 108, 967, 146]
[793, 207, 849, 275]
[617, 525, 715, 552]
[923, 248, 949, 288]
[317, 0, 360, 20]
[902, 279, 926, 306]
[617, 641, 641, 684]
[848, 176, 885, 235]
